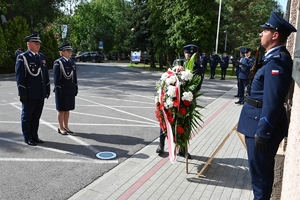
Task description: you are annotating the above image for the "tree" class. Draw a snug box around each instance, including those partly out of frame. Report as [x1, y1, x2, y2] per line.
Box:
[148, 0, 218, 67]
[40, 29, 59, 69]
[221, 0, 282, 55]
[0, 0, 64, 33]
[3, 16, 30, 59]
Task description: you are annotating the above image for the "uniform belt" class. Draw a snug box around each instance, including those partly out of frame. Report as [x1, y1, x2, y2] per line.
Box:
[244, 96, 263, 108]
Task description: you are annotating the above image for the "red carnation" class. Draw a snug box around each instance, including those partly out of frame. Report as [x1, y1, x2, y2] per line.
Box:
[167, 115, 174, 123]
[173, 99, 179, 107]
[179, 107, 187, 115]
[177, 126, 185, 134]
[183, 100, 191, 106]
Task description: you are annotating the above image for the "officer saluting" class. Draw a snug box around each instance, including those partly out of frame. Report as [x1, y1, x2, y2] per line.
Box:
[15, 33, 50, 146]
[237, 12, 297, 199]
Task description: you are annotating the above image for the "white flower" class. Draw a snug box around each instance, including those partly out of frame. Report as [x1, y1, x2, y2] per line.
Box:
[182, 91, 193, 102]
[165, 75, 176, 85]
[180, 70, 193, 81]
[164, 97, 174, 109]
[166, 85, 176, 98]
[161, 72, 168, 81]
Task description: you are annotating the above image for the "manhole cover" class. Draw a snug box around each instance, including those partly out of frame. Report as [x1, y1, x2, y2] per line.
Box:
[96, 152, 117, 160]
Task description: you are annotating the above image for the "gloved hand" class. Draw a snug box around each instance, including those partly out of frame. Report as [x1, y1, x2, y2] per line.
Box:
[46, 93, 50, 99]
[254, 134, 269, 152]
[75, 91, 78, 96]
[20, 95, 27, 104]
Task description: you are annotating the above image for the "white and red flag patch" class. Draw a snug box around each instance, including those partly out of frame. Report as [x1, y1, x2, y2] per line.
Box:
[271, 70, 279, 75]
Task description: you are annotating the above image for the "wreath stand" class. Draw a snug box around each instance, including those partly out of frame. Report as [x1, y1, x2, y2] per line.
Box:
[197, 123, 247, 177]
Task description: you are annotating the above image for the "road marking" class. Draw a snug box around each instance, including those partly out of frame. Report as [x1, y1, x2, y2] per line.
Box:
[76, 96, 157, 123]
[0, 136, 96, 159]
[0, 158, 118, 163]
[9, 103, 103, 156]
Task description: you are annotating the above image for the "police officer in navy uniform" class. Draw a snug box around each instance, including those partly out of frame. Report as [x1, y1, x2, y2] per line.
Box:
[183, 44, 204, 91]
[235, 48, 253, 104]
[209, 50, 219, 79]
[200, 51, 208, 75]
[15, 33, 50, 146]
[219, 51, 229, 80]
[237, 12, 297, 200]
[230, 49, 244, 97]
[53, 43, 78, 135]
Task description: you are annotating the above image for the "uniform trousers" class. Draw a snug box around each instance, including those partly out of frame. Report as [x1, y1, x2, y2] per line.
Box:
[221, 68, 227, 79]
[245, 132, 285, 200]
[238, 78, 248, 102]
[210, 65, 216, 78]
[21, 98, 45, 140]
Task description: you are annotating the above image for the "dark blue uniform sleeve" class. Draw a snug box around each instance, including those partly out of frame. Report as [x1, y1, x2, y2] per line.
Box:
[15, 55, 27, 97]
[256, 58, 292, 138]
[53, 60, 62, 95]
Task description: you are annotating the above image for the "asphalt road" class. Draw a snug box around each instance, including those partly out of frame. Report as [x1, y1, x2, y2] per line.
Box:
[0, 62, 237, 200]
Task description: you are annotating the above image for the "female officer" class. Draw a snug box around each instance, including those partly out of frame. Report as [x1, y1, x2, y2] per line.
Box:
[53, 43, 78, 135]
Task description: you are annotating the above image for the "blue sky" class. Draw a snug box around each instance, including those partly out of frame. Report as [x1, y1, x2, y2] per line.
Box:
[278, 0, 287, 11]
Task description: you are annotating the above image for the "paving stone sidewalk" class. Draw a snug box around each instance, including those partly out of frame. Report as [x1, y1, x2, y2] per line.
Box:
[69, 87, 253, 200]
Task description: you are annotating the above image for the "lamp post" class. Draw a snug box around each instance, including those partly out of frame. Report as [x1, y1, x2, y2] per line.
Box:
[224, 30, 228, 52]
[215, 0, 222, 54]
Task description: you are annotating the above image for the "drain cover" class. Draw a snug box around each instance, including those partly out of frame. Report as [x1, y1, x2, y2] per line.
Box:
[96, 152, 117, 160]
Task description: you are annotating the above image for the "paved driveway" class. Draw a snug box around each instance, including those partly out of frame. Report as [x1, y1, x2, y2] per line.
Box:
[0, 63, 237, 200]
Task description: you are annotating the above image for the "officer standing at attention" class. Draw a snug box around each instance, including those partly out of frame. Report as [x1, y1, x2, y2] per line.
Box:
[53, 43, 78, 135]
[15, 33, 50, 146]
[230, 49, 244, 97]
[237, 12, 296, 200]
[200, 51, 208, 75]
[219, 51, 229, 80]
[235, 48, 253, 104]
[209, 50, 218, 79]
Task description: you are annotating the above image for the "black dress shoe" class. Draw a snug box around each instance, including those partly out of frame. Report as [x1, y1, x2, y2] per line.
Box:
[25, 139, 36, 146]
[64, 128, 74, 134]
[33, 138, 44, 143]
[235, 101, 242, 104]
[177, 151, 192, 159]
[234, 95, 239, 97]
[58, 128, 68, 135]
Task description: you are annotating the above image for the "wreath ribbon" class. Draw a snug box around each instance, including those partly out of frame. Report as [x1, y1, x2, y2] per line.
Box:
[159, 71, 181, 164]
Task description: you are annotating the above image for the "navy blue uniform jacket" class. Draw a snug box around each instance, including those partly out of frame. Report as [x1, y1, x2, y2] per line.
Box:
[15, 50, 50, 99]
[238, 56, 254, 79]
[200, 55, 208, 68]
[210, 54, 219, 67]
[53, 57, 78, 96]
[220, 55, 229, 69]
[237, 46, 293, 139]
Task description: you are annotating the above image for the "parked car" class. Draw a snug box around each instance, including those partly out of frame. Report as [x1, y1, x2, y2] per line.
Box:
[172, 58, 185, 67]
[75, 51, 104, 63]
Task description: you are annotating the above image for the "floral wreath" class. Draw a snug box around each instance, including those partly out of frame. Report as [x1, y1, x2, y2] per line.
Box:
[155, 54, 203, 163]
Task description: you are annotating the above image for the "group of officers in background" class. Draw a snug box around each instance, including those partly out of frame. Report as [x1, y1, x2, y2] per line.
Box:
[199, 50, 230, 80]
